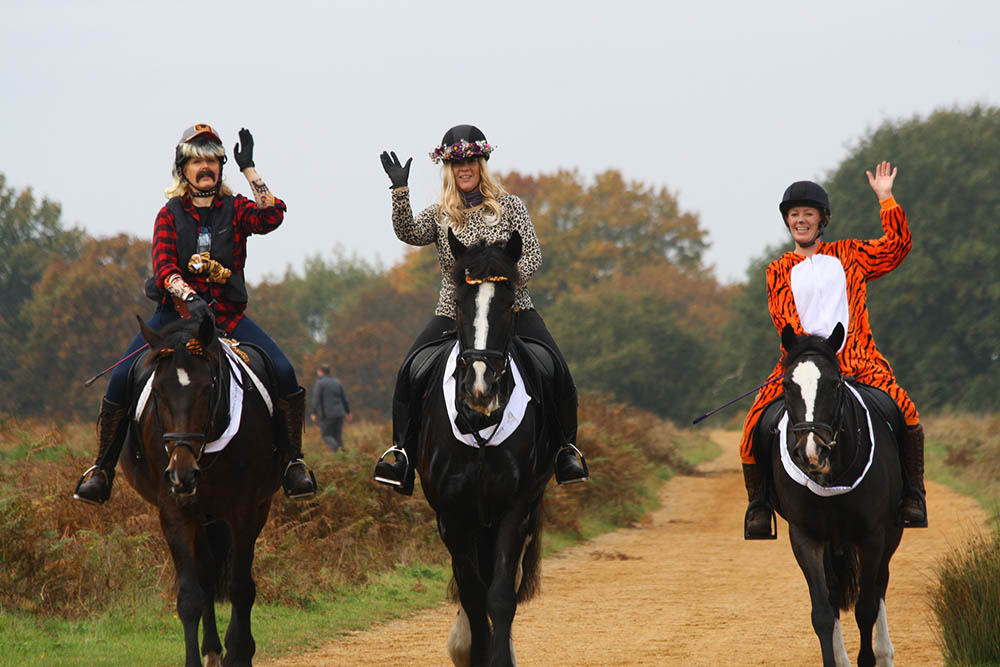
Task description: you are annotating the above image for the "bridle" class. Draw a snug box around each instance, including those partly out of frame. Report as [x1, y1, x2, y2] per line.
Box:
[457, 270, 515, 380]
[784, 355, 847, 450]
[150, 340, 227, 464]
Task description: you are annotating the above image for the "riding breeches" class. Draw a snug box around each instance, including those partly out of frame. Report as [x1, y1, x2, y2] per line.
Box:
[738, 360, 920, 464]
[106, 305, 298, 404]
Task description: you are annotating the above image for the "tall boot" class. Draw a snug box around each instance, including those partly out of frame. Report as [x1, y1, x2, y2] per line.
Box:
[742, 462, 776, 539]
[553, 384, 588, 485]
[374, 393, 417, 494]
[276, 387, 317, 500]
[73, 398, 129, 505]
[900, 424, 928, 527]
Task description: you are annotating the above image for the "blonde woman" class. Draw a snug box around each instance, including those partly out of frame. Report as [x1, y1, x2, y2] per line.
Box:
[374, 124, 588, 493]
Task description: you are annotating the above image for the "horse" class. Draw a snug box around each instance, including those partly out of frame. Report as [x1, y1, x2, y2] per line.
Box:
[756, 322, 906, 667]
[410, 228, 558, 667]
[118, 313, 283, 667]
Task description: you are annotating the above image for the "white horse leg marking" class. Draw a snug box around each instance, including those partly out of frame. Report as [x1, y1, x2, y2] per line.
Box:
[791, 360, 821, 463]
[514, 534, 532, 594]
[471, 283, 495, 396]
[176, 367, 191, 387]
[447, 604, 472, 667]
[204, 652, 222, 667]
[832, 618, 851, 667]
[874, 598, 895, 666]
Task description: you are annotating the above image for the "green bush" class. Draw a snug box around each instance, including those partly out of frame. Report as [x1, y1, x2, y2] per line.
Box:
[931, 526, 1000, 665]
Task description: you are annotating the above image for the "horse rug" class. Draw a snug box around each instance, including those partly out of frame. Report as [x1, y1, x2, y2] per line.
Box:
[442, 341, 531, 448]
[133, 340, 273, 454]
[777, 382, 876, 497]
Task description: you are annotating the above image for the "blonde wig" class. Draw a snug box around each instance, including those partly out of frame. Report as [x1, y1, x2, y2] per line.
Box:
[165, 140, 233, 199]
[439, 157, 505, 229]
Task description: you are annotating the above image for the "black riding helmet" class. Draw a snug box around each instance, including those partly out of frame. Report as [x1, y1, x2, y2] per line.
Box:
[173, 123, 228, 188]
[429, 124, 495, 163]
[780, 180, 831, 248]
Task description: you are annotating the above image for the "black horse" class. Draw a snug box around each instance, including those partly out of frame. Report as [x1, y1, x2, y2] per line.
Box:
[408, 229, 560, 667]
[119, 314, 283, 667]
[757, 323, 905, 667]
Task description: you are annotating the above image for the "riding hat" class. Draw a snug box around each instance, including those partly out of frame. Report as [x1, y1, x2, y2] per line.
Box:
[779, 181, 831, 218]
[430, 124, 495, 164]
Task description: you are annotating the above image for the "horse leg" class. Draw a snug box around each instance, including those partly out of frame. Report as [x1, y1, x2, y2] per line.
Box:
[200, 522, 228, 666]
[788, 524, 849, 667]
[440, 516, 490, 667]
[222, 511, 266, 667]
[485, 509, 533, 667]
[160, 510, 207, 667]
[854, 536, 889, 667]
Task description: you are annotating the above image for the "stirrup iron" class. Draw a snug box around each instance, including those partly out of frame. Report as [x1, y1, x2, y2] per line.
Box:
[555, 443, 589, 485]
[283, 459, 317, 500]
[373, 446, 409, 487]
[73, 465, 110, 506]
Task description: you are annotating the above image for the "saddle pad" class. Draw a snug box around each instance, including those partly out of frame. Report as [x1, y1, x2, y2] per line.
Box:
[778, 383, 876, 497]
[442, 341, 531, 448]
[133, 340, 273, 454]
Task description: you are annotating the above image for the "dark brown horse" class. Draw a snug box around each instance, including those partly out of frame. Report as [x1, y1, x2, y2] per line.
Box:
[120, 314, 282, 667]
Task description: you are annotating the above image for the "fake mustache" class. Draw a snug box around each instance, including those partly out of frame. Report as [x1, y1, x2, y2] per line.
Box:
[196, 169, 217, 181]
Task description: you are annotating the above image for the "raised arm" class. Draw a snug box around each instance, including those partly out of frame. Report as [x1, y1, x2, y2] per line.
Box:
[380, 150, 437, 246]
[856, 161, 912, 279]
[232, 128, 286, 234]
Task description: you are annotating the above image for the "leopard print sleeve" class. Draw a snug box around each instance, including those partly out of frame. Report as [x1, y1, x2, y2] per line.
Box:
[392, 187, 439, 246]
[503, 194, 542, 287]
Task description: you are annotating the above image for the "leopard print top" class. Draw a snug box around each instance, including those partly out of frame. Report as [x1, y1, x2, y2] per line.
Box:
[391, 187, 541, 319]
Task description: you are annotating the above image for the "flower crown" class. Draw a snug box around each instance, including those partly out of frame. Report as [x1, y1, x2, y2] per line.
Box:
[429, 139, 496, 164]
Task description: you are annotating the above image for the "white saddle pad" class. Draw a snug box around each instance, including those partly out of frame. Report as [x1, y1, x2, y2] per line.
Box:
[134, 340, 273, 454]
[442, 341, 531, 448]
[778, 383, 875, 497]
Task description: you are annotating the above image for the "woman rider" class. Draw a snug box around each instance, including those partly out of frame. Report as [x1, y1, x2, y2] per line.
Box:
[73, 123, 316, 504]
[372, 124, 588, 493]
[740, 161, 926, 538]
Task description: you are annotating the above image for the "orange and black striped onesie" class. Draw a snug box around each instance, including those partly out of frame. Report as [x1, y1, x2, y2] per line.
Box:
[739, 196, 919, 464]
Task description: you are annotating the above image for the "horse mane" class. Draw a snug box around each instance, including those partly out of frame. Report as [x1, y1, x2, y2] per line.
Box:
[450, 238, 521, 289]
[143, 317, 222, 367]
[782, 331, 839, 370]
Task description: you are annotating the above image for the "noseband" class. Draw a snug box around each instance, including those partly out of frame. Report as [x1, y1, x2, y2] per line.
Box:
[785, 360, 846, 449]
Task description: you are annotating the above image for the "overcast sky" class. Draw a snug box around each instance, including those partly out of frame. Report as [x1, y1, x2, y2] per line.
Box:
[3, 0, 998, 285]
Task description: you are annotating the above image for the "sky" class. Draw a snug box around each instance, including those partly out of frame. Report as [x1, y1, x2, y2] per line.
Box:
[3, 0, 998, 285]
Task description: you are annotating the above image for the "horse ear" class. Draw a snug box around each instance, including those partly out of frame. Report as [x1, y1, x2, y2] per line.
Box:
[138, 315, 162, 348]
[447, 227, 466, 260]
[505, 230, 523, 263]
[781, 324, 798, 352]
[197, 312, 216, 347]
[827, 322, 845, 352]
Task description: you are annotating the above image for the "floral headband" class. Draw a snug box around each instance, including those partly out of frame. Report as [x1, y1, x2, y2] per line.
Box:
[429, 139, 496, 164]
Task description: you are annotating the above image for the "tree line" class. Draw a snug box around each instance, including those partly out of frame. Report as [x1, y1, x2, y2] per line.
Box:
[2, 105, 998, 422]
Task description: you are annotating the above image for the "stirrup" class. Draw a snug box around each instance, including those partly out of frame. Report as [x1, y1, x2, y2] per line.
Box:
[73, 465, 111, 506]
[283, 459, 317, 500]
[373, 446, 408, 487]
[555, 443, 589, 485]
[900, 493, 928, 528]
[744, 500, 777, 540]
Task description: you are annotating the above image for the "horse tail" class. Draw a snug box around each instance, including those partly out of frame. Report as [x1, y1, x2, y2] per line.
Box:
[516, 498, 544, 603]
[205, 519, 233, 602]
[825, 539, 860, 611]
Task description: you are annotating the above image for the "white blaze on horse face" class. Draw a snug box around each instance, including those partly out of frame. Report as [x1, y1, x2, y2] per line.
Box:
[176, 368, 191, 387]
[471, 283, 495, 395]
[791, 360, 822, 463]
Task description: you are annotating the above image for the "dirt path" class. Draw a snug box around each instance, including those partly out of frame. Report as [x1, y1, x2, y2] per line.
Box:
[264, 430, 989, 666]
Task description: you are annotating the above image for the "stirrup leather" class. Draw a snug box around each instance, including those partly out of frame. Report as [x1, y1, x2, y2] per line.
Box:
[555, 443, 589, 485]
[283, 459, 317, 500]
[373, 446, 409, 487]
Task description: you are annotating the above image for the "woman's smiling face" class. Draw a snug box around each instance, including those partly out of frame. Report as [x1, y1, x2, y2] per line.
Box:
[451, 158, 481, 193]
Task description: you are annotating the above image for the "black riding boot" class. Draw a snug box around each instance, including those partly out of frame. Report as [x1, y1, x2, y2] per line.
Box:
[554, 385, 589, 485]
[277, 387, 317, 500]
[374, 393, 418, 495]
[742, 462, 775, 539]
[900, 424, 928, 527]
[73, 398, 129, 505]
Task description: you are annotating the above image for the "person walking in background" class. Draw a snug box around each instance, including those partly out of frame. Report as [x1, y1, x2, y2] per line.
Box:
[311, 365, 351, 452]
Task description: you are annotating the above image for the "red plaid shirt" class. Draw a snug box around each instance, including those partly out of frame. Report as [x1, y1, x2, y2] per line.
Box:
[152, 194, 286, 333]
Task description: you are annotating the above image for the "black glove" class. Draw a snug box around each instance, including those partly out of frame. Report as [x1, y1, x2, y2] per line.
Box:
[233, 128, 255, 171]
[380, 151, 412, 189]
[185, 294, 214, 323]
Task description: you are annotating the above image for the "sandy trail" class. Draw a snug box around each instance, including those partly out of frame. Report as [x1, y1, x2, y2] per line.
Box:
[264, 430, 989, 666]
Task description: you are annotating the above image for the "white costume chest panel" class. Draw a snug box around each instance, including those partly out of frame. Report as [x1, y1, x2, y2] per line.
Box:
[790, 254, 849, 352]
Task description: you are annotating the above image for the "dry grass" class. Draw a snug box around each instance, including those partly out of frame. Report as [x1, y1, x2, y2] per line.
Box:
[0, 392, 690, 617]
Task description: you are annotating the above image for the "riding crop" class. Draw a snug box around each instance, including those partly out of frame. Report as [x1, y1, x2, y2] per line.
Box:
[84, 344, 150, 386]
[691, 376, 781, 425]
